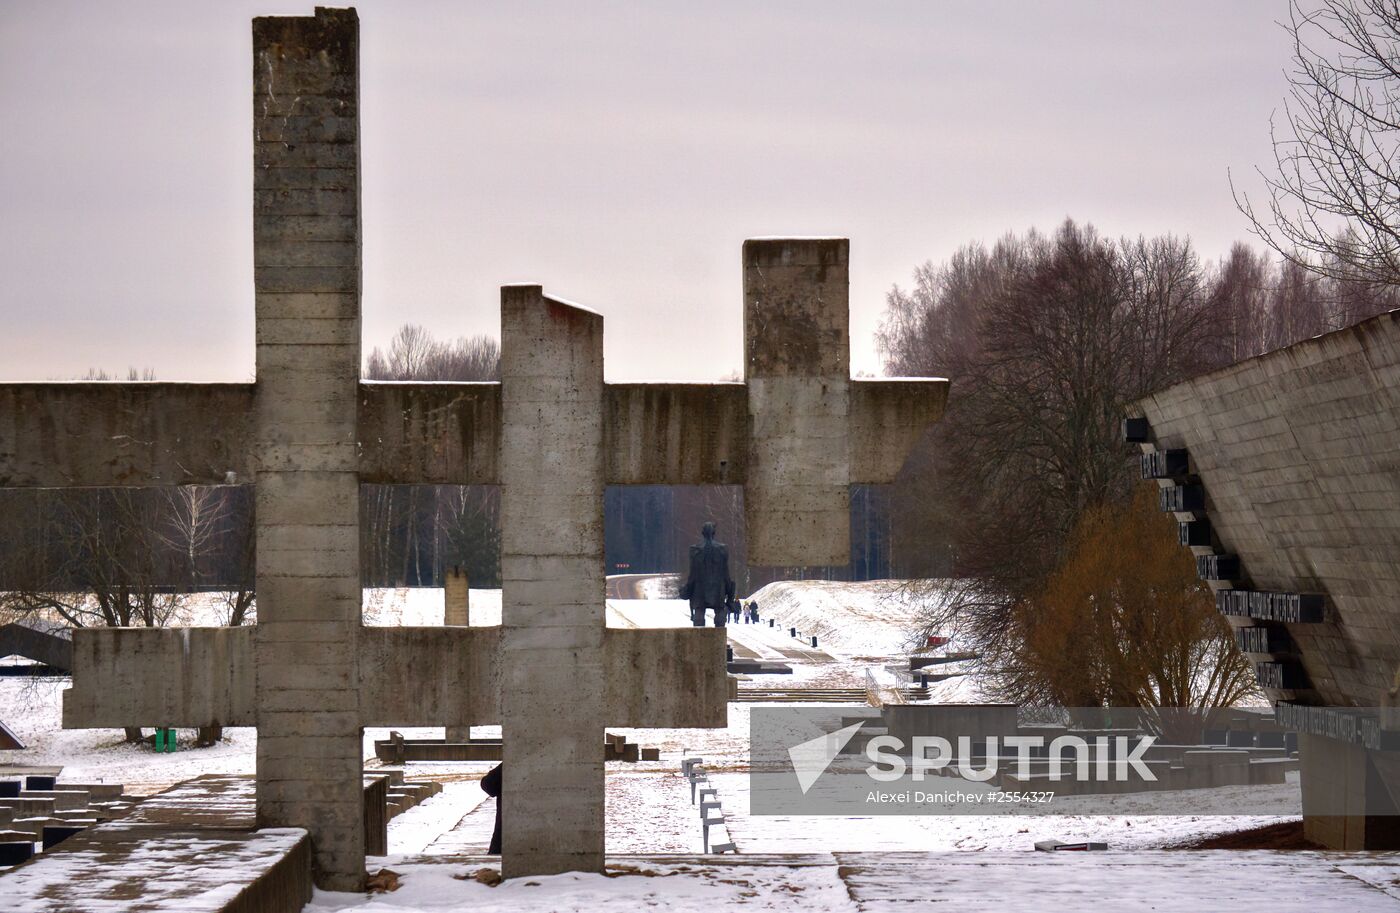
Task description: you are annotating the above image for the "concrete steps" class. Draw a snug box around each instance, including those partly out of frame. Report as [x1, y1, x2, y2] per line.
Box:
[0, 774, 141, 871]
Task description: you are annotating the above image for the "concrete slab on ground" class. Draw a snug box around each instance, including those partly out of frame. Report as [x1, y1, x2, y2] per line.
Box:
[0, 776, 311, 913]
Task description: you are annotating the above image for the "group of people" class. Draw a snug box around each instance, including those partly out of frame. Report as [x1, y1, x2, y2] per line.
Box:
[727, 598, 760, 624]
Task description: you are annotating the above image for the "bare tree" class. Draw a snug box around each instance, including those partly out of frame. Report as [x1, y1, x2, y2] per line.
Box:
[1206, 243, 1276, 364]
[364, 324, 501, 381]
[1002, 487, 1257, 737]
[79, 367, 157, 381]
[0, 485, 255, 745]
[882, 221, 1221, 682]
[1236, 0, 1400, 283]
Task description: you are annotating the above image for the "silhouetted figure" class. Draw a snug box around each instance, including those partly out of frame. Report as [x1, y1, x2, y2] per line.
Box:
[482, 762, 503, 854]
[680, 521, 735, 628]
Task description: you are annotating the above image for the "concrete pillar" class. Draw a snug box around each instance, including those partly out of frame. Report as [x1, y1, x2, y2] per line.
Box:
[499, 286, 606, 876]
[251, 7, 364, 892]
[444, 566, 470, 626]
[743, 239, 851, 566]
[444, 566, 470, 742]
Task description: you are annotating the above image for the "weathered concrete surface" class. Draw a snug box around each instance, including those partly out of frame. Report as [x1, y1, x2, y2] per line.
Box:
[0, 776, 312, 913]
[850, 379, 947, 483]
[1136, 309, 1400, 850]
[0, 376, 943, 489]
[605, 378, 946, 487]
[251, 7, 364, 891]
[499, 287, 610, 876]
[443, 566, 472, 742]
[604, 383, 750, 485]
[744, 239, 851, 567]
[496, 289, 735, 876]
[357, 382, 501, 484]
[1, 372, 945, 492]
[443, 566, 471, 627]
[1135, 310, 1400, 709]
[62, 625, 503, 730]
[359, 627, 499, 727]
[62, 628, 256, 728]
[603, 628, 728, 727]
[1299, 732, 1400, 850]
[0, 383, 254, 487]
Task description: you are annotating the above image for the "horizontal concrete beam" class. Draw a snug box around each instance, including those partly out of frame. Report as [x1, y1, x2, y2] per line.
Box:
[63, 625, 506, 729]
[603, 627, 728, 728]
[0, 383, 255, 487]
[849, 379, 948, 483]
[3, 377, 946, 489]
[63, 627, 257, 728]
[359, 626, 501, 726]
[604, 383, 749, 485]
[357, 382, 501, 485]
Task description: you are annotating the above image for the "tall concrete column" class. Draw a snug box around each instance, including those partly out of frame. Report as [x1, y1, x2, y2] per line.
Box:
[743, 239, 851, 566]
[499, 286, 606, 876]
[444, 566, 471, 742]
[251, 8, 364, 891]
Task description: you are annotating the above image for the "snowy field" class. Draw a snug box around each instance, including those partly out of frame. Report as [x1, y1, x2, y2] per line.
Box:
[0, 580, 1336, 911]
[302, 852, 1400, 913]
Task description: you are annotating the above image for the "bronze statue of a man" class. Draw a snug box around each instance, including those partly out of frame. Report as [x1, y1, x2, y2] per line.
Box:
[680, 521, 735, 627]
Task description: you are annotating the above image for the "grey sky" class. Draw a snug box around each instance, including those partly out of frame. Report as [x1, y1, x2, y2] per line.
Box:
[0, 1, 1294, 382]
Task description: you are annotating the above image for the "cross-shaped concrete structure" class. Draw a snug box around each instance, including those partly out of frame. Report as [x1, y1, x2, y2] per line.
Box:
[0, 7, 946, 890]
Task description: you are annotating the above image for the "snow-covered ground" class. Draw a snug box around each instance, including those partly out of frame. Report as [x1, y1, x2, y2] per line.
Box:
[744, 579, 934, 657]
[0, 579, 1326, 911]
[300, 852, 1400, 913]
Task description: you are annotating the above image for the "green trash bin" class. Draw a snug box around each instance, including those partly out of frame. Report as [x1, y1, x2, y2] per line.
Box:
[154, 728, 177, 753]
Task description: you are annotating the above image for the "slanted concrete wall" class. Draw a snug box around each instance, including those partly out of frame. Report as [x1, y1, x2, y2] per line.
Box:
[1136, 310, 1400, 708]
[743, 239, 851, 566]
[0, 622, 72, 672]
[251, 7, 364, 891]
[499, 287, 607, 876]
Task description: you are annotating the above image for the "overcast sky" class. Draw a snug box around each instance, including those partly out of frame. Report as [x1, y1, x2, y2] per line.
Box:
[0, 1, 1296, 382]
